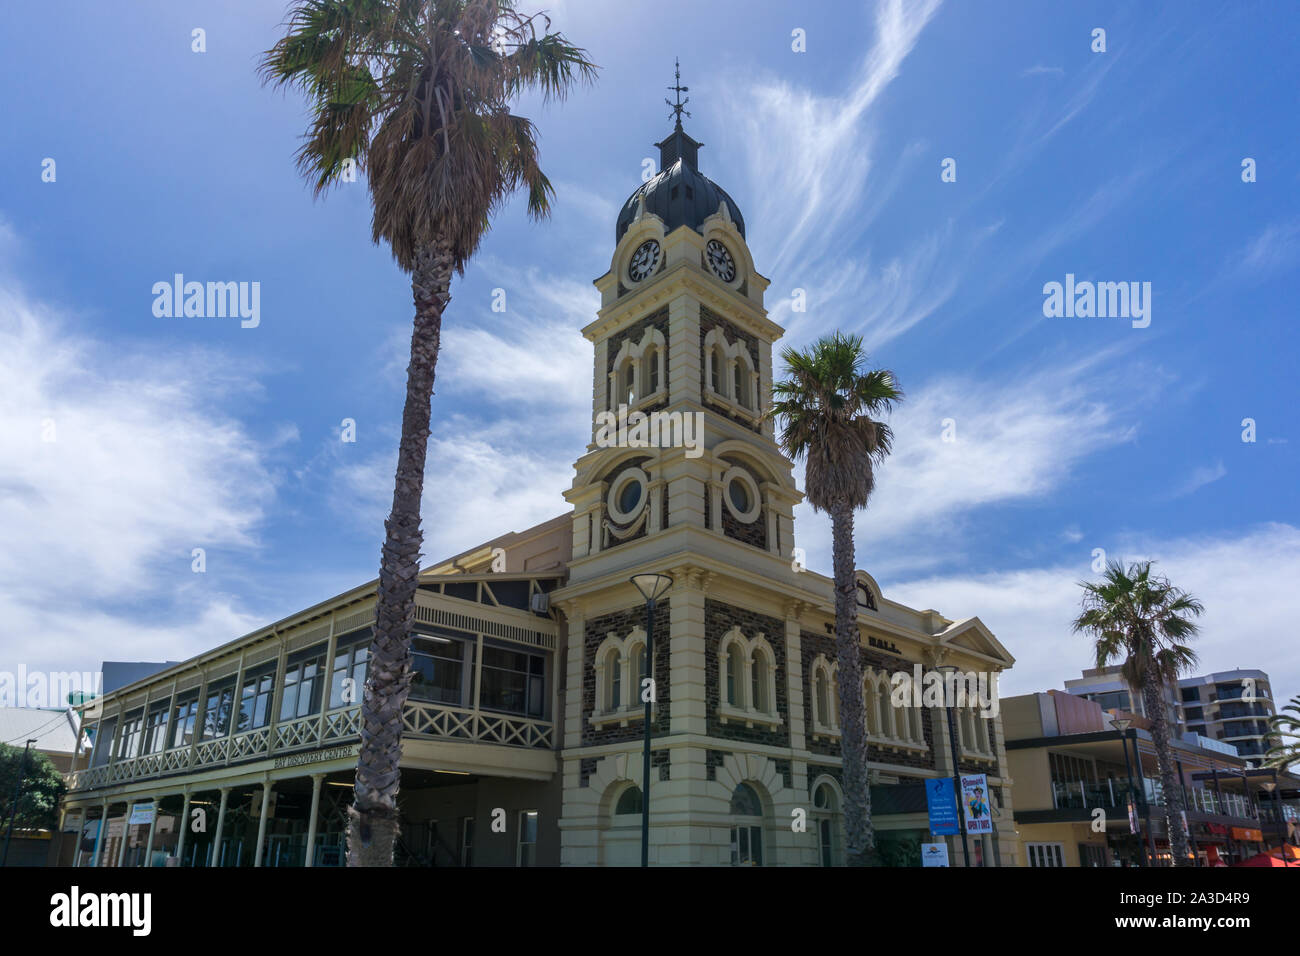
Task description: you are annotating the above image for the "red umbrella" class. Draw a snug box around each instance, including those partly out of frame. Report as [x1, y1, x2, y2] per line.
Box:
[1232, 852, 1291, 867]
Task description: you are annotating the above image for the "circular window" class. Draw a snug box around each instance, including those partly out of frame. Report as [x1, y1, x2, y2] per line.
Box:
[607, 466, 650, 524]
[721, 466, 761, 524]
[728, 479, 750, 514]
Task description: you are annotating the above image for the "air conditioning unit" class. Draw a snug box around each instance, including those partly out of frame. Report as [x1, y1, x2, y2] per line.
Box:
[530, 593, 550, 614]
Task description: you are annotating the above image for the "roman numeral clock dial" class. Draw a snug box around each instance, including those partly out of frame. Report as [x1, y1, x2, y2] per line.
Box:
[628, 239, 661, 281]
[706, 238, 736, 282]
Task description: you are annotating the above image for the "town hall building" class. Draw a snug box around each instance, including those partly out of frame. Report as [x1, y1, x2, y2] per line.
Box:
[58, 112, 1018, 867]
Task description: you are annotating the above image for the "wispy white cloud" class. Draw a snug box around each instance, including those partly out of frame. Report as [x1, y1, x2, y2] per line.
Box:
[790, 349, 1142, 576]
[1171, 460, 1226, 499]
[1021, 64, 1064, 78]
[886, 524, 1300, 702]
[0, 266, 275, 674]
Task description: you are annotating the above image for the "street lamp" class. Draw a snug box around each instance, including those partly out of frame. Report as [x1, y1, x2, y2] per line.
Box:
[2, 738, 38, 867]
[934, 665, 971, 867]
[1262, 776, 1291, 867]
[1111, 717, 1145, 867]
[630, 572, 672, 868]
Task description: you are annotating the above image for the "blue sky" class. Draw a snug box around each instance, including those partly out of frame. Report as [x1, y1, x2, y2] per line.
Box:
[1, 0, 1297, 703]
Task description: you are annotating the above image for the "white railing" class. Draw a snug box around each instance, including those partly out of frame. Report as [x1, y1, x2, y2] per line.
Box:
[70, 699, 554, 792]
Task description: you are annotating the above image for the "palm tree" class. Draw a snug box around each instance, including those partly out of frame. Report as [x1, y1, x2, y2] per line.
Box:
[1264, 695, 1300, 773]
[769, 332, 902, 866]
[1072, 560, 1203, 867]
[261, 0, 595, 866]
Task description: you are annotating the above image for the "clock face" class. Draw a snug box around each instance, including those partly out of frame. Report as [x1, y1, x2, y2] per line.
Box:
[706, 239, 736, 282]
[628, 240, 661, 282]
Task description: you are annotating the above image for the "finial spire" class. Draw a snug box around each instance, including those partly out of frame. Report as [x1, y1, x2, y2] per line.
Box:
[666, 57, 690, 130]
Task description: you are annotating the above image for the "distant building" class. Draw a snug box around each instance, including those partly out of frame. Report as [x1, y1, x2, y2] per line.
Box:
[0, 707, 90, 866]
[1003, 690, 1298, 867]
[1064, 666, 1280, 767]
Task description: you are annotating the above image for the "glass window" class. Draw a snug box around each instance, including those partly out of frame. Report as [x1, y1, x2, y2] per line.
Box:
[630, 644, 647, 706]
[330, 631, 371, 710]
[170, 694, 198, 750]
[730, 825, 763, 866]
[461, 818, 474, 867]
[143, 701, 170, 755]
[819, 819, 833, 867]
[726, 645, 744, 706]
[647, 349, 659, 393]
[615, 786, 643, 815]
[201, 679, 236, 740]
[815, 672, 829, 726]
[710, 351, 721, 392]
[728, 479, 749, 513]
[280, 645, 326, 721]
[517, 810, 538, 867]
[618, 479, 642, 515]
[480, 645, 545, 718]
[608, 648, 621, 710]
[733, 364, 745, 406]
[116, 710, 143, 760]
[752, 652, 768, 712]
[411, 635, 471, 706]
[238, 663, 276, 732]
[90, 717, 117, 767]
[730, 783, 762, 817]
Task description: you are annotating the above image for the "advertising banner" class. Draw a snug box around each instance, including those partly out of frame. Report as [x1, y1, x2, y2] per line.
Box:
[128, 802, 156, 826]
[925, 777, 959, 835]
[961, 773, 993, 834]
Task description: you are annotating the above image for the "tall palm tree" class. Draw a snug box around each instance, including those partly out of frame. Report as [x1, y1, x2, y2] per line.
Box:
[1072, 560, 1203, 867]
[769, 332, 902, 866]
[261, 0, 595, 866]
[1264, 695, 1300, 773]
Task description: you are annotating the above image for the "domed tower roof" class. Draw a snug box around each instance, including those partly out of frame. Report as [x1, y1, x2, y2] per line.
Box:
[615, 121, 745, 244]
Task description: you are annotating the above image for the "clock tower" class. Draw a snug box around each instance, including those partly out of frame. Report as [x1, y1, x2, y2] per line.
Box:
[551, 83, 830, 865]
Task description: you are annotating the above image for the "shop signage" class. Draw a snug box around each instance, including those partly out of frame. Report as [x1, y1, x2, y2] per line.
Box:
[926, 777, 959, 835]
[273, 744, 358, 770]
[128, 802, 155, 826]
[961, 773, 993, 834]
[1231, 827, 1263, 842]
[921, 843, 949, 867]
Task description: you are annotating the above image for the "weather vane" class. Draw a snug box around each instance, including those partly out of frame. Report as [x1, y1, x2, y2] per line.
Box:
[666, 57, 690, 129]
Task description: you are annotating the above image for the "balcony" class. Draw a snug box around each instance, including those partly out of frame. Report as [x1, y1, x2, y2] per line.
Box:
[69, 699, 554, 793]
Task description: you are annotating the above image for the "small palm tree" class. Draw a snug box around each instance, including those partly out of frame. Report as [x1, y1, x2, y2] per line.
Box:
[769, 331, 902, 866]
[1072, 560, 1203, 867]
[261, 0, 595, 866]
[1264, 695, 1300, 773]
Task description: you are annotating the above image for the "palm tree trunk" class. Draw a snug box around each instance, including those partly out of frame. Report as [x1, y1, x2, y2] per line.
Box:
[347, 237, 454, 867]
[830, 500, 874, 865]
[1141, 673, 1191, 866]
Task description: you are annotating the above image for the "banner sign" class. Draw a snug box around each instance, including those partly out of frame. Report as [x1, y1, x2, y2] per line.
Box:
[926, 777, 959, 835]
[128, 802, 156, 826]
[1127, 797, 1139, 835]
[961, 774, 993, 834]
[921, 842, 950, 867]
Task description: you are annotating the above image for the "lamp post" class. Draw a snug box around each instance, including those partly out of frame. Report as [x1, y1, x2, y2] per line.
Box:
[630, 572, 672, 868]
[935, 665, 971, 867]
[2, 738, 38, 867]
[1263, 775, 1290, 867]
[1111, 718, 1144, 867]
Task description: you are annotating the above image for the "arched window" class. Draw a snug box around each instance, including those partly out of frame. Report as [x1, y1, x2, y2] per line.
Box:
[622, 362, 636, 404]
[646, 346, 660, 394]
[877, 680, 892, 738]
[751, 648, 769, 713]
[815, 671, 830, 728]
[630, 643, 647, 706]
[863, 677, 878, 736]
[615, 785, 642, 816]
[812, 781, 841, 867]
[710, 350, 721, 393]
[726, 644, 744, 706]
[733, 363, 744, 407]
[729, 783, 764, 866]
[607, 647, 622, 711]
